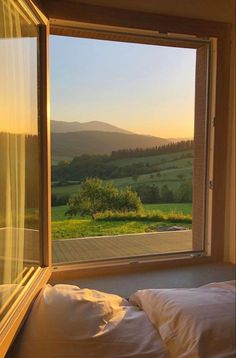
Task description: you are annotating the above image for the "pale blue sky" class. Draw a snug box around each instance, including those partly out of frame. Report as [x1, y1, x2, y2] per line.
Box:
[50, 35, 196, 138]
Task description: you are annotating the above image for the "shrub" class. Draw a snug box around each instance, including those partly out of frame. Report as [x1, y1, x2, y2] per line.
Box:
[95, 210, 192, 223]
[66, 178, 142, 218]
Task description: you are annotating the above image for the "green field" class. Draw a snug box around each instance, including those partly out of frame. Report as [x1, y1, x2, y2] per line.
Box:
[52, 203, 192, 221]
[52, 218, 191, 240]
[51, 148, 193, 240]
[144, 203, 192, 215]
[109, 150, 192, 167]
[108, 166, 192, 190]
[52, 166, 192, 196]
[51, 203, 192, 240]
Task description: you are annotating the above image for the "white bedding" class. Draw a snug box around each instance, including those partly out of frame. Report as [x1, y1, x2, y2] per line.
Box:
[130, 281, 236, 358]
[8, 281, 236, 358]
[9, 284, 167, 358]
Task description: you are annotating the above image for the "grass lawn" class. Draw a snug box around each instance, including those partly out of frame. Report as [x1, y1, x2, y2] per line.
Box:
[52, 203, 192, 221]
[51, 203, 192, 240]
[109, 150, 193, 167]
[144, 203, 192, 215]
[52, 219, 191, 240]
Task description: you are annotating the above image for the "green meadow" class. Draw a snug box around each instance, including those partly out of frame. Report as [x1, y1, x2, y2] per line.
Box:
[51, 146, 193, 240]
[51, 203, 192, 240]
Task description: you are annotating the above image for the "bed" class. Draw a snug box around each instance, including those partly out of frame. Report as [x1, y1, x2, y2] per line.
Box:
[8, 281, 236, 358]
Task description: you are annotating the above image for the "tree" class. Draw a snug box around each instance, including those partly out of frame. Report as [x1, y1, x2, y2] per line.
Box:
[176, 181, 192, 203]
[115, 187, 142, 212]
[135, 184, 160, 204]
[66, 178, 142, 219]
[160, 184, 174, 203]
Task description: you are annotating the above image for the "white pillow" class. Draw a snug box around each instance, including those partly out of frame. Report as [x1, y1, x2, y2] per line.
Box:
[130, 281, 236, 358]
[9, 284, 167, 358]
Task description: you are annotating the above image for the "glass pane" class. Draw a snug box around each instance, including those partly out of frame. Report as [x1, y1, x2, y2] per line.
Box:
[0, 0, 41, 318]
[50, 35, 207, 265]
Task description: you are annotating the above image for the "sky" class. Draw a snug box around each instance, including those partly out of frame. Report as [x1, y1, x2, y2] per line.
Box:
[50, 35, 196, 138]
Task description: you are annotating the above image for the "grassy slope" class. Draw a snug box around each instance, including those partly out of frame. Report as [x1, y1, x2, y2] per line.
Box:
[109, 150, 192, 167]
[108, 167, 192, 190]
[52, 151, 193, 195]
[52, 167, 192, 194]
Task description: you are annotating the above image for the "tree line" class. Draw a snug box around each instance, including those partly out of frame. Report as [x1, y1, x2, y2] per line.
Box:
[52, 180, 192, 207]
[110, 140, 193, 159]
[51, 140, 193, 183]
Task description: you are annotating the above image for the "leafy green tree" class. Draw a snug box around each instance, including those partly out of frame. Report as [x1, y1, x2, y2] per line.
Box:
[115, 187, 142, 212]
[160, 184, 174, 203]
[176, 181, 192, 203]
[135, 184, 160, 204]
[66, 178, 142, 219]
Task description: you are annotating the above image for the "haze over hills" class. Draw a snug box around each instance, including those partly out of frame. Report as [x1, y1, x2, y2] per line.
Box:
[51, 120, 193, 164]
[51, 120, 132, 134]
[168, 137, 193, 143]
[51, 130, 170, 163]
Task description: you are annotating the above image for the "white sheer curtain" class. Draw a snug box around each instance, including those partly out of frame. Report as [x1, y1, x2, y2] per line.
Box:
[0, 0, 39, 310]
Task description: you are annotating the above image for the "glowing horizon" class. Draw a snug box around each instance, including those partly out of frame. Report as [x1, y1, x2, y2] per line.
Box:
[50, 36, 196, 138]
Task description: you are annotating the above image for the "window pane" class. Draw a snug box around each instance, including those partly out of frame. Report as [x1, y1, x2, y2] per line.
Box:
[50, 35, 208, 265]
[0, 0, 41, 318]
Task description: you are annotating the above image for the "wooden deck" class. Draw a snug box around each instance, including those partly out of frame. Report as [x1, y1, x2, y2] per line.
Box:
[52, 230, 192, 264]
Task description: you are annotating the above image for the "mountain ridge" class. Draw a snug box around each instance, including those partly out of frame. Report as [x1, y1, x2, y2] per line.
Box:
[51, 120, 132, 134]
[51, 130, 170, 163]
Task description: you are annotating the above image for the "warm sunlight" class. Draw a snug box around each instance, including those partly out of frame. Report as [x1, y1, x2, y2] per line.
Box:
[0, 38, 38, 135]
[50, 36, 196, 139]
[50, 35, 198, 264]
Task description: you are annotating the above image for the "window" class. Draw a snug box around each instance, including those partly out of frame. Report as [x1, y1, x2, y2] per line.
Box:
[0, 0, 50, 354]
[0, 2, 231, 354]
[50, 27, 212, 266]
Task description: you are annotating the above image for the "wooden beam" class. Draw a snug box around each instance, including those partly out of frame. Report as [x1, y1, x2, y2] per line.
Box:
[211, 33, 231, 261]
[43, 0, 230, 38]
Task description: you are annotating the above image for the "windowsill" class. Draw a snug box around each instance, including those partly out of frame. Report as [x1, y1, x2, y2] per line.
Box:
[50, 254, 216, 282]
[49, 262, 235, 297]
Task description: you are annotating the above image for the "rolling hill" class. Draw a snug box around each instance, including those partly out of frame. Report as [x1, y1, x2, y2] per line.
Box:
[51, 131, 170, 163]
[51, 120, 132, 134]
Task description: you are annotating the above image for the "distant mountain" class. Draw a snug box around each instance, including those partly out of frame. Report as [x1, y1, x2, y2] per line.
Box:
[51, 120, 132, 134]
[51, 131, 170, 163]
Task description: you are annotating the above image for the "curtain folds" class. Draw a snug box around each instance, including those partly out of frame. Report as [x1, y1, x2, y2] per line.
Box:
[0, 0, 40, 311]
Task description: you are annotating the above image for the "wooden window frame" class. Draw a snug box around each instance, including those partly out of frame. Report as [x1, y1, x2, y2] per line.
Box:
[0, 1, 231, 354]
[0, 1, 51, 356]
[45, 2, 231, 279]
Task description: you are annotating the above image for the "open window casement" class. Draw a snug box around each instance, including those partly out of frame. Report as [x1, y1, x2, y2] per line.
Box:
[0, 0, 231, 355]
[0, 0, 51, 355]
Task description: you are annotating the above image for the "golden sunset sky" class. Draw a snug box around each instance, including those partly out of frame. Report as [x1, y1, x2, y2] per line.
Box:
[50, 36, 196, 138]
